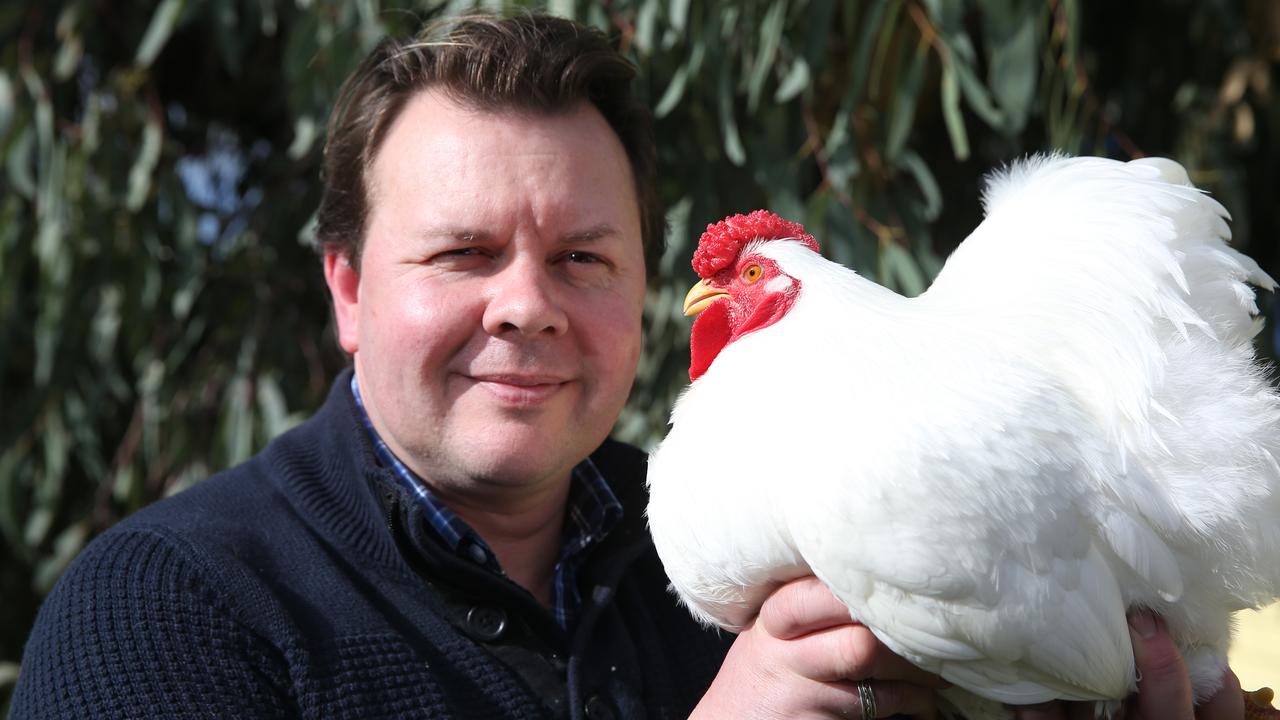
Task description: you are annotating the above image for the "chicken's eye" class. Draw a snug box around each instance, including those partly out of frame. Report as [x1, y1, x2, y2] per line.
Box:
[742, 264, 763, 283]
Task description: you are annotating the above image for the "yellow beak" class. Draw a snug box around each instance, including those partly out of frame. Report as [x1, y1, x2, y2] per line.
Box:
[683, 279, 729, 317]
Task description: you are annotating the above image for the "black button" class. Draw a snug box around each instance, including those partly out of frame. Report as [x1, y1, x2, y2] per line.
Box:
[465, 542, 489, 565]
[583, 694, 616, 720]
[465, 606, 507, 641]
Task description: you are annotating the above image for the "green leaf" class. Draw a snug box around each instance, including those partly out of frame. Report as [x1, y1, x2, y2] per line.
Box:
[826, 0, 892, 156]
[900, 150, 942, 222]
[635, 0, 658, 53]
[135, 0, 186, 69]
[0, 661, 19, 689]
[799, 0, 839, 66]
[880, 241, 927, 297]
[0, 445, 26, 547]
[33, 521, 88, 593]
[867, 0, 905, 102]
[0, 70, 13, 142]
[773, 56, 809, 102]
[955, 61, 1004, 129]
[548, 0, 575, 20]
[112, 464, 137, 505]
[825, 143, 861, 195]
[886, 41, 928, 161]
[23, 507, 54, 548]
[920, 0, 962, 36]
[985, 3, 1038, 134]
[126, 113, 163, 211]
[257, 373, 299, 440]
[747, 0, 788, 112]
[669, 0, 691, 32]
[6, 126, 36, 200]
[940, 61, 970, 160]
[81, 92, 102, 153]
[660, 195, 693, 277]
[222, 374, 254, 466]
[717, 58, 746, 166]
[53, 33, 83, 82]
[43, 405, 69, 489]
[654, 63, 689, 118]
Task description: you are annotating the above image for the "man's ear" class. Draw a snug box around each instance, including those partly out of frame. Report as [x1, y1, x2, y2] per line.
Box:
[324, 250, 360, 354]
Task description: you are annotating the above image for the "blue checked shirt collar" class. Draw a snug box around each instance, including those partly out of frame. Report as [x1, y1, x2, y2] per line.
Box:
[350, 374, 622, 630]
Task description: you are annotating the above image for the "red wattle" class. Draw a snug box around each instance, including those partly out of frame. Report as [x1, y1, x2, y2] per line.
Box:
[689, 301, 733, 381]
[689, 285, 799, 380]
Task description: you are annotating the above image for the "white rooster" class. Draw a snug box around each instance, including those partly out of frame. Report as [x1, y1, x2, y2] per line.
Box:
[646, 155, 1280, 719]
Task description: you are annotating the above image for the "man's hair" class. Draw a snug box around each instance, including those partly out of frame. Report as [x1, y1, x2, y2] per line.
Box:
[315, 13, 663, 277]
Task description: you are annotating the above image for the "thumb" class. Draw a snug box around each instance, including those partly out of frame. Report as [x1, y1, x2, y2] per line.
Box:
[1128, 610, 1193, 720]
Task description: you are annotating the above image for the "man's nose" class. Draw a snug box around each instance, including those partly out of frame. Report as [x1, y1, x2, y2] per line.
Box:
[481, 257, 569, 338]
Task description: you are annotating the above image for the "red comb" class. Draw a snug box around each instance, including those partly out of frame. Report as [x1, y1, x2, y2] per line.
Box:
[692, 210, 819, 278]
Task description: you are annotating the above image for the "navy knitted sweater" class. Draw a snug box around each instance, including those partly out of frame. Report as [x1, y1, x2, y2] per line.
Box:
[12, 372, 732, 719]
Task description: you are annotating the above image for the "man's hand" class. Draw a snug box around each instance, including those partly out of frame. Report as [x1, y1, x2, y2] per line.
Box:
[691, 576, 949, 719]
[1013, 611, 1244, 720]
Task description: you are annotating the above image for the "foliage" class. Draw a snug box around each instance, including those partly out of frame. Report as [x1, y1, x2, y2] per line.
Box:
[1, 0, 1276, 704]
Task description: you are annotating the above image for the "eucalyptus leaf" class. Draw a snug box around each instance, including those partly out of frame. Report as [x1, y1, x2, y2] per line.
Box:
[886, 41, 928, 161]
[900, 150, 942, 222]
[256, 373, 298, 439]
[0, 661, 19, 688]
[717, 58, 746, 166]
[125, 114, 163, 211]
[880, 241, 927, 297]
[669, 0, 691, 32]
[985, 3, 1037, 133]
[32, 522, 89, 593]
[826, 0, 891, 156]
[135, 0, 186, 69]
[0, 446, 25, 546]
[0, 70, 13, 141]
[748, 0, 788, 112]
[954, 60, 1004, 128]
[654, 64, 689, 118]
[53, 35, 83, 82]
[547, 0, 575, 20]
[774, 57, 809, 103]
[940, 62, 970, 160]
[6, 126, 37, 200]
[23, 507, 54, 549]
[635, 0, 658, 53]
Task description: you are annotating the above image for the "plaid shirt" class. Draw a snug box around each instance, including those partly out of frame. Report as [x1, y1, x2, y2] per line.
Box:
[351, 375, 622, 630]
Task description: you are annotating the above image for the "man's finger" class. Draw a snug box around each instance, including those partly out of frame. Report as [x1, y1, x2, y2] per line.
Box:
[820, 680, 940, 719]
[781, 624, 950, 688]
[1128, 610, 1193, 720]
[758, 576, 857, 640]
[1194, 669, 1244, 720]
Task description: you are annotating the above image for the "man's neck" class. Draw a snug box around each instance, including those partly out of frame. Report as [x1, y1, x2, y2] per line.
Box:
[434, 479, 570, 607]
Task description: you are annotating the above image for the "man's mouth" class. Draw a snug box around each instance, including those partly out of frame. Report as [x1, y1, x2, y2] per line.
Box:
[466, 374, 572, 405]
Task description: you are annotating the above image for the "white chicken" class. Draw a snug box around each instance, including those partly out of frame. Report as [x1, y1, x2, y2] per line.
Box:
[646, 155, 1280, 718]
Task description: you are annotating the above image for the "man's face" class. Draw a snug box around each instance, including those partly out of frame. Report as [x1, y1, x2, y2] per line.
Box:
[325, 90, 646, 498]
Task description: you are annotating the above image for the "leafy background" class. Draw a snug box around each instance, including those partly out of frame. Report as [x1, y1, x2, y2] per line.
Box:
[2, 0, 1277, 708]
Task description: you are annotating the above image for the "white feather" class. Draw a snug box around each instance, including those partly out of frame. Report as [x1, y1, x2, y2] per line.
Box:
[647, 155, 1280, 719]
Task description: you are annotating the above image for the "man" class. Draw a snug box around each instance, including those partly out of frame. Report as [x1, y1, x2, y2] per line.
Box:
[12, 13, 1244, 720]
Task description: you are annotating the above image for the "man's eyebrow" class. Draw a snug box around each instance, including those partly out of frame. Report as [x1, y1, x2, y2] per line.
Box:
[560, 225, 621, 244]
[422, 227, 491, 242]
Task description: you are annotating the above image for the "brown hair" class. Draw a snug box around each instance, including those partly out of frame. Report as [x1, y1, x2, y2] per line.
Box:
[315, 13, 663, 277]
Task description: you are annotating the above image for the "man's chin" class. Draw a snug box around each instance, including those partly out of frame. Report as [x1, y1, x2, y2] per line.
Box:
[452, 428, 586, 486]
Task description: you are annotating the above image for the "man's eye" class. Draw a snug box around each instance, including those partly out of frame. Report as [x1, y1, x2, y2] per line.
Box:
[564, 251, 602, 264]
[431, 247, 488, 263]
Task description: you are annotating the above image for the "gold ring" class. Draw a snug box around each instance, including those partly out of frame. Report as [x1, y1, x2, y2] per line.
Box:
[856, 681, 877, 719]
